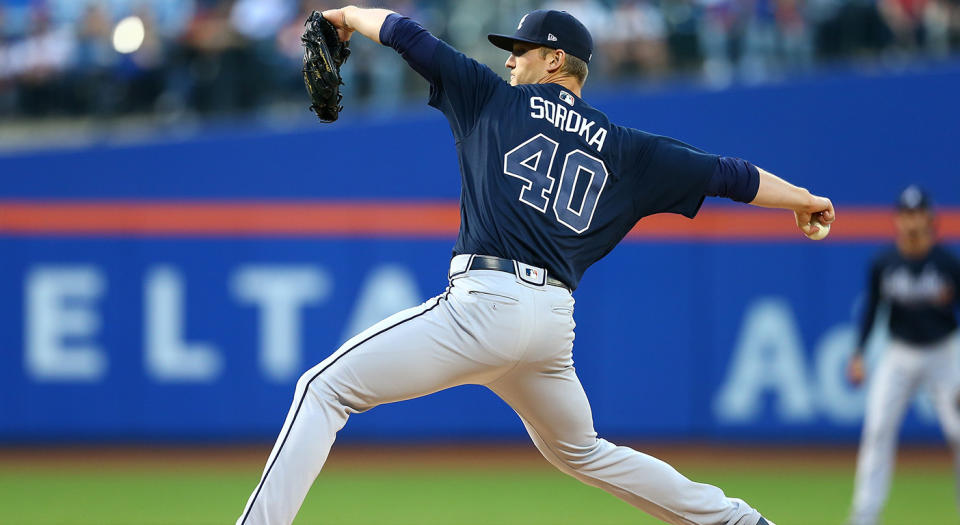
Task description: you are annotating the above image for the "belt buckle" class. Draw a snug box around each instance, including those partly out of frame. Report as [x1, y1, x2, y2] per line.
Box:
[515, 261, 547, 286]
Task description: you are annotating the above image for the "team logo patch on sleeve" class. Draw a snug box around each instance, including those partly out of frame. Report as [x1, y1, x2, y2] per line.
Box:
[559, 91, 574, 106]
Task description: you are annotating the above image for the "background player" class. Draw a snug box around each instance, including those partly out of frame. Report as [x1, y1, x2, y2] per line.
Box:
[847, 185, 960, 525]
[237, 7, 835, 525]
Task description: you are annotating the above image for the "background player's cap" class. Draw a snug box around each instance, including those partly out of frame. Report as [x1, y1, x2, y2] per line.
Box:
[896, 184, 932, 211]
[488, 10, 594, 64]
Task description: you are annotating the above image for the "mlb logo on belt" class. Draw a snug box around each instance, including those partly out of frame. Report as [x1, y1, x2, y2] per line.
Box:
[516, 262, 547, 286]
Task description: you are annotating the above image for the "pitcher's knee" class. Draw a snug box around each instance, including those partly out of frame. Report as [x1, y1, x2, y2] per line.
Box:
[551, 438, 607, 472]
[294, 368, 343, 408]
[306, 370, 377, 419]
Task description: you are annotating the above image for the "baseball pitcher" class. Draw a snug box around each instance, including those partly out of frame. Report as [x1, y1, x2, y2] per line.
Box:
[237, 7, 836, 525]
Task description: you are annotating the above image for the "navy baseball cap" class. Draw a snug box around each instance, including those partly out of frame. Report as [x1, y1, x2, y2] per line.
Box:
[897, 185, 932, 211]
[488, 10, 594, 64]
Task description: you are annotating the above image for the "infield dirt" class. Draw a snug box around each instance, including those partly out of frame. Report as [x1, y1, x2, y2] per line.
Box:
[0, 442, 950, 471]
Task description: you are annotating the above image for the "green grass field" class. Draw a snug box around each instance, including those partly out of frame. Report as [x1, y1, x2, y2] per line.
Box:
[0, 447, 955, 525]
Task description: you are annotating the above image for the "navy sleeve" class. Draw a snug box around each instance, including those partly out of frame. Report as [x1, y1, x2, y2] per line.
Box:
[380, 14, 507, 140]
[637, 135, 719, 218]
[856, 258, 883, 351]
[705, 157, 760, 203]
[379, 14, 439, 82]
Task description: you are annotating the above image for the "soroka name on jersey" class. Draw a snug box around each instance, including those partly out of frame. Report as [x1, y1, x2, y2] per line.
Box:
[529, 96, 608, 152]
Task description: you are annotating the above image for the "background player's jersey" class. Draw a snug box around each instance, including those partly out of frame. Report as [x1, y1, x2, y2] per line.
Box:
[858, 245, 960, 346]
[387, 16, 717, 289]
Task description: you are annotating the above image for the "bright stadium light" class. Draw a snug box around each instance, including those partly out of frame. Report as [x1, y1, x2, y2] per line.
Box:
[112, 16, 145, 54]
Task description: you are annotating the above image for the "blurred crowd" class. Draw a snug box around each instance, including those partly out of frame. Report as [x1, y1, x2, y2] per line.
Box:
[0, 0, 959, 121]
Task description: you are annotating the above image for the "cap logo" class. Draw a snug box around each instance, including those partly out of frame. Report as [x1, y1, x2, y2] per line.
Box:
[547, 33, 558, 42]
[902, 186, 923, 208]
[518, 14, 529, 30]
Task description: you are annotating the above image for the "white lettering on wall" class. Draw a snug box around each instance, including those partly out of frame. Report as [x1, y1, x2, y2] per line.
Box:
[814, 325, 865, 423]
[18, 260, 957, 428]
[231, 266, 330, 382]
[713, 297, 952, 426]
[25, 266, 106, 382]
[713, 298, 815, 423]
[342, 265, 422, 343]
[145, 266, 221, 382]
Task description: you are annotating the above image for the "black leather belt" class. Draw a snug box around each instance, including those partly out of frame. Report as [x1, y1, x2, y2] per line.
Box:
[468, 255, 570, 290]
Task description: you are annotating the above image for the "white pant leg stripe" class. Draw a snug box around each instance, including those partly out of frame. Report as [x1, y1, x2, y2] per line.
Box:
[238, 288, 450, 525]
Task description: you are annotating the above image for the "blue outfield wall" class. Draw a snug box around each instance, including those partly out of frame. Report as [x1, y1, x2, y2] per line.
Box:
[1, 62, 959, 443]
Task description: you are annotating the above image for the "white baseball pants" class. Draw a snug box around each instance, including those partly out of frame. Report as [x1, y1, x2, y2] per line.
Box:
[237, 256, 764, 525]
[850, 337, 960, 525]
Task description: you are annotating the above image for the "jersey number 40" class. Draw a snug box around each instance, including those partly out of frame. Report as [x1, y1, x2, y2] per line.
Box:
[504, 134, 609, 234]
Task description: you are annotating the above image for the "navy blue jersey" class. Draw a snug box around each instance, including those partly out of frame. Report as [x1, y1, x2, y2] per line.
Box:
[858, 245, 960, 347]
[383, 16, 717, 289]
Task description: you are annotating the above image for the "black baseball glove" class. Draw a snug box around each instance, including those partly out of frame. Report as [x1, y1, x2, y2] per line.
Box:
[301, 10, 350, 122]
